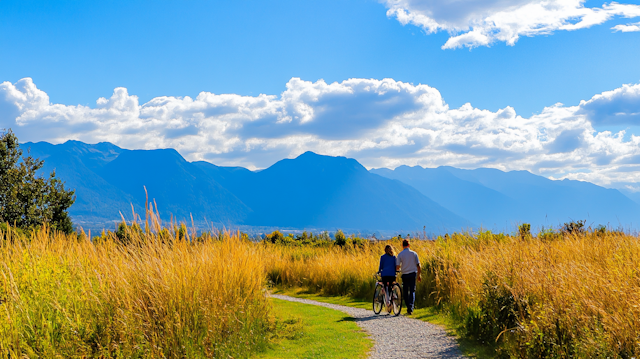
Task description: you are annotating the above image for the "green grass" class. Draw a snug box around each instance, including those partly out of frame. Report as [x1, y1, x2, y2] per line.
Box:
[272, 288, 496, 359]
[253, 298, 372, 359]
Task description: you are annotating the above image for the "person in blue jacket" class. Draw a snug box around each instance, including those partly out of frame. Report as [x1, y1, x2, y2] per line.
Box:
[378, 244, 397, 308]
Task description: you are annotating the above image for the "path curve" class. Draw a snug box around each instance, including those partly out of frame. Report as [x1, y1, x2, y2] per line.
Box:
[271, 294, 464, 359]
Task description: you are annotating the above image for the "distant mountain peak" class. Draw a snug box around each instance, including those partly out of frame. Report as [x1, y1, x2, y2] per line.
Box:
[295, 151, 346, 160]
[279, 151, 366, 173]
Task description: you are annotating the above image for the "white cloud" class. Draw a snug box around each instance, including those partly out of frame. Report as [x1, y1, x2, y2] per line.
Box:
[382, 0, 640, 49]
[2, 77, 640, 187]
[577, 83, 640, 125]
[612, 21, 640, 32]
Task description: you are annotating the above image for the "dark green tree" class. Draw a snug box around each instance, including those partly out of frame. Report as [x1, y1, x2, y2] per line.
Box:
[0, 130, 75, 233]
[334, 229, 347, 246]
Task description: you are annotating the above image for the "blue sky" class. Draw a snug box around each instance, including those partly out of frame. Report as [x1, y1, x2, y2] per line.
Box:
[2, 0, 639, 115]
[1, 0, 640, 189]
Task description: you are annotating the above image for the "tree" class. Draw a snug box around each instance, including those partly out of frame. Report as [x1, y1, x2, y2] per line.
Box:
[0, 130, 75, 233]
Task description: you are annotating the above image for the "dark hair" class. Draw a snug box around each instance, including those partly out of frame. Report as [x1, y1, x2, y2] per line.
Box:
[402, 239, 409, 247]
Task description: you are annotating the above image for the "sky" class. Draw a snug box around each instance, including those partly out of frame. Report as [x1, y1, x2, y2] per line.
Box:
[1, 0, 640, 191]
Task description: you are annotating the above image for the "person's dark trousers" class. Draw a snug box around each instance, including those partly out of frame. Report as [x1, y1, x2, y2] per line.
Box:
[401, 272, 417, 313]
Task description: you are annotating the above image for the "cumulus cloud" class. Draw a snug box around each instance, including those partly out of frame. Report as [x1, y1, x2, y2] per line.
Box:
[2, 77, 640, 187]
[612, 21, 640, 32]
[382, 0, 640, 49]
[577, 83, 640, 125]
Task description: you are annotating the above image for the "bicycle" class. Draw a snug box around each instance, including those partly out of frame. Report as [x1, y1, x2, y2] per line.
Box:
[372, 273, 402, 316]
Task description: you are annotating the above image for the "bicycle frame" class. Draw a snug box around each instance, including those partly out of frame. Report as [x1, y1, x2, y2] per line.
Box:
[375, 274, 398, 309]
[373, 272, 403, 316]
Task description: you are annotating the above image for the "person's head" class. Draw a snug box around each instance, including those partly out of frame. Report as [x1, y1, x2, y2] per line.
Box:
[402, 239, 409, 248]
[384, 244, 396, 257]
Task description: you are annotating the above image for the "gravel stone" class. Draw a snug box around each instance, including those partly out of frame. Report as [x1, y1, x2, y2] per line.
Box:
[271, 294, 465, 359]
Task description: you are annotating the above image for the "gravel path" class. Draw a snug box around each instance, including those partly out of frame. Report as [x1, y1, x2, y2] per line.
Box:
[271, 294, 464, 359]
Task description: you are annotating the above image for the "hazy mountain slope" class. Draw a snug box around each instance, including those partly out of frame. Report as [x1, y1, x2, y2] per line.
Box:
[20, 141, 141, 223]
[96, 149, 251, 224]
[198, 152, 473, 231]
[442, 167, 640, 228]
[23, 140, 124, 172]
[371, 166, 517, 228]
[619, 189, 640, 206]
[192, 162, 255, 192]
[374, 165, 640, 230]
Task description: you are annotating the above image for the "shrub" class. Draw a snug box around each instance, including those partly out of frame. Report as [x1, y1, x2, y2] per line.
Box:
[350, 235, 366, 248]
[265, 230, 285, 244]
[115, 222, 144, 244]
[562, 220, 585, 235]
[518, 223, 531, 239]
[537, 226, 559, 241]
[463, 272, 527, 347]
[334, 230, 347, 246]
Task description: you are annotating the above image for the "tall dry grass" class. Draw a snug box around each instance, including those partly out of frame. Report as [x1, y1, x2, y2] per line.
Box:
[0, 224, 270, 358]
[264, 231, 640, 357]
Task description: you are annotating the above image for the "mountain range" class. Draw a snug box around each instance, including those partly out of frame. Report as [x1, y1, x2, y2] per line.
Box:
[20, 140, 640, 234]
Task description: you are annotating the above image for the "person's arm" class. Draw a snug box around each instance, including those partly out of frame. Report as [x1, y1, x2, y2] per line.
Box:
[395, 254, 401, 272]
[378, 257, 383, 274]
[416, 253, 422, 282]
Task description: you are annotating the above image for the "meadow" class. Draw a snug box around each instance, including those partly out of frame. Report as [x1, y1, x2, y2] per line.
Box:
[264, 227, 640, 358]
[2, 219, 639, 358]
[0, 223, 270, 358]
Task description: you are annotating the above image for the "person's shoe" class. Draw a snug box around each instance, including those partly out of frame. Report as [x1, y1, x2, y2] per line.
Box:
[407, 310, 413, 315]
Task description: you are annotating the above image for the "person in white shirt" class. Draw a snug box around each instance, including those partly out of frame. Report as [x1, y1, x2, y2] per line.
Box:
[395, 238, 422, 315]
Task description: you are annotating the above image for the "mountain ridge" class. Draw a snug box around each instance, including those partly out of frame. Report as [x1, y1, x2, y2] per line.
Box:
[19, 140, 640, 233]
[371, 165, 640, 231]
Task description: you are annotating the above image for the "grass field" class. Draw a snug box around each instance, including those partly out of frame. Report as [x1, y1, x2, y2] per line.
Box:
[263, 229, 640, 358]
[254, 298, 371, 359]
[0, 224, 270, 358]
[3, 219, 639, 358]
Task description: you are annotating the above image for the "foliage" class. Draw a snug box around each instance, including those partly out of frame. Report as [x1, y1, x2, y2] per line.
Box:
[537, 226, 559, 241]
[518, 223, 531, 239]
[115, 221, 143, 244]
[263, 230, 332, 247]
[265, 230, 285, 244]
[334, 229, 347, 246]
[0, 223, 271, 358]
[0, 130, 75, 233]
[562, 219, 586, 235]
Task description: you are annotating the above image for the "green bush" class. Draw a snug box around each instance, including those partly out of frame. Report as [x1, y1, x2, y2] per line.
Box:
[265, 230, 285, 244]
[537, 226, 559, 241]
[518, 223, 531, 239]
[562, 220, 585, 235]
[334, 230, 347, 246]
[115, 222, 144, 244]
[463, 272, 527, 348]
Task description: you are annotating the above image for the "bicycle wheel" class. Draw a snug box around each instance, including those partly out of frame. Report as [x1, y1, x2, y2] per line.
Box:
[391, 283, 402, 316]
[373, 283, 384, 314]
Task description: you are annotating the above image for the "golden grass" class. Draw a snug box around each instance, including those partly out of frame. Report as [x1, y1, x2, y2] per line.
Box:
[263, 231, 640, 357]
[0, 225, 270, 358]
